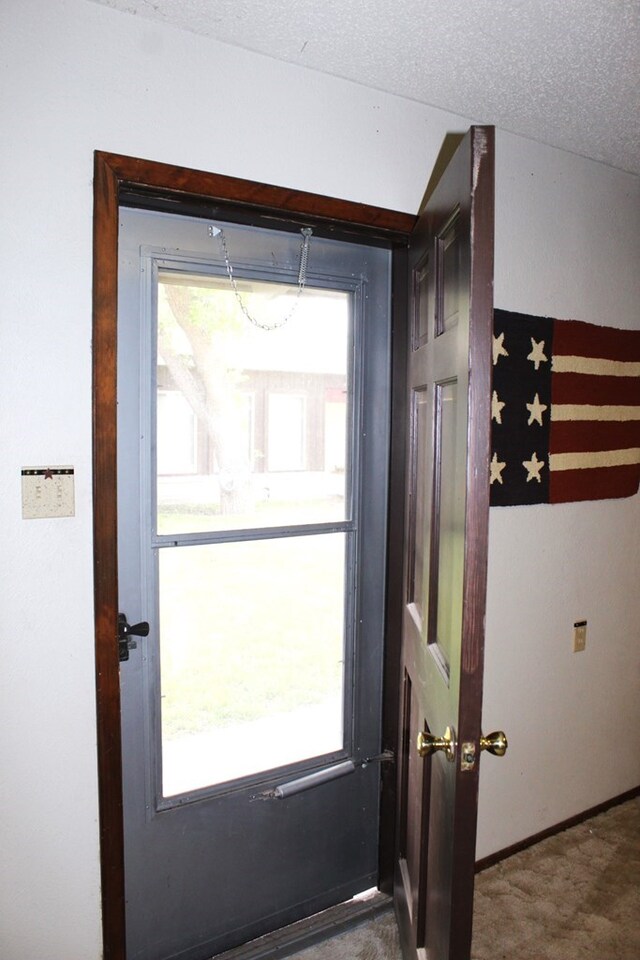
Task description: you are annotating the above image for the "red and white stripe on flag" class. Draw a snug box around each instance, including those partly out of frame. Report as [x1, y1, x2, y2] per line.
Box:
[549, 320, 640, 503]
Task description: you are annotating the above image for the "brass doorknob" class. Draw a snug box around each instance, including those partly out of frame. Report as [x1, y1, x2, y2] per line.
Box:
[480, 730, 508, 757]
[417, 726, 456, 762]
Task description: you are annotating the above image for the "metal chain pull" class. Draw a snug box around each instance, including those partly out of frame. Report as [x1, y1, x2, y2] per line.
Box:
[212, 226, 313, 332]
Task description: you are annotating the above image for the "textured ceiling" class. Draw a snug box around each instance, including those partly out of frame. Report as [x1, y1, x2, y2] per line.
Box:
[89, 0, 640, 175]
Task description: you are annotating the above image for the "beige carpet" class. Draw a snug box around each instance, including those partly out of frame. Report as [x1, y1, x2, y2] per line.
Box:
[472, 797, 640, 960]
[290, 798, 640, 960]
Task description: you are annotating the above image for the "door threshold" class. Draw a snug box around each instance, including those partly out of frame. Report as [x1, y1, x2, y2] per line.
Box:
[212, 890, 393, 960]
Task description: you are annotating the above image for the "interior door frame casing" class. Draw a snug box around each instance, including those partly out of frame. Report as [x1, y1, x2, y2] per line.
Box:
[92, 151, 416, 960]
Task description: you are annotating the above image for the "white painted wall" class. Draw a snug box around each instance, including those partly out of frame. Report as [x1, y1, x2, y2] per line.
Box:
[478, 135, 640, 856]
[0, 0, 638, 956]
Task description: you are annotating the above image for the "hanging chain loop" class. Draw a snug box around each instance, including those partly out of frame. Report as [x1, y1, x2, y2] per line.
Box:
[212, 226, 313, 331]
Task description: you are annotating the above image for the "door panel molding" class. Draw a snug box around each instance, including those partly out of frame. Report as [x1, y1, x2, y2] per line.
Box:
[92, 151, 415, 959]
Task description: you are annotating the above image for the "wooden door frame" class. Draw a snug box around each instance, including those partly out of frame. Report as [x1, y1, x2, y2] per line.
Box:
[92, 150, 416, 959]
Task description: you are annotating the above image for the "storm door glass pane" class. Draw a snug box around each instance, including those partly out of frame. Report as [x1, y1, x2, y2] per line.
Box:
[159, 533, 346, 797]
[268, 394, 305, 470]
[156, 273, 350, 534]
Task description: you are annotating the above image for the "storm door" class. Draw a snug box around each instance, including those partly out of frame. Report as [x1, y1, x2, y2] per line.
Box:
[117, 207, 392, 960]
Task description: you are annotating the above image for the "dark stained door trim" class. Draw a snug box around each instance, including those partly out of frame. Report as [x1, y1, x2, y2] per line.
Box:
[92, 150, 416, 959]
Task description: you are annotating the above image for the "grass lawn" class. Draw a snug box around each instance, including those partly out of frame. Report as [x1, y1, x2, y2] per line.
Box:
[157, 496, 347, 536]
[159, 529, 347, 741]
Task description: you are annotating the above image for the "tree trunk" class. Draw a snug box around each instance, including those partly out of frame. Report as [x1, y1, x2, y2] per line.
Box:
[160, 284, 253, 515]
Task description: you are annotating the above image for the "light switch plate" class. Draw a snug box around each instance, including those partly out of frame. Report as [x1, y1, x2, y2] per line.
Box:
[22, 466, 75, 519]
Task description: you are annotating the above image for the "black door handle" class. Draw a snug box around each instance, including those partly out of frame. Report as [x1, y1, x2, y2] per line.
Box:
[118, 613, 149, 662]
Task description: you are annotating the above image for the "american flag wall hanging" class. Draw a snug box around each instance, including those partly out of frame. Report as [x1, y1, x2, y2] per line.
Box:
[490, 309, 640, 506]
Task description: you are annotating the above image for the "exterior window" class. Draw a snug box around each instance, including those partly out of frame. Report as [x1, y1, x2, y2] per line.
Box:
[268, 393, 306, 471]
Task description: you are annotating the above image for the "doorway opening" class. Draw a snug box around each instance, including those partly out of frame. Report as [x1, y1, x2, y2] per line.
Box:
[93, 152, 415, 960]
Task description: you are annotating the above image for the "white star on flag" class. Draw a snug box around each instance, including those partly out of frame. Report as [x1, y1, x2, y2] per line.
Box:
[526, 393, 548, 426]
[523, 451, 545, 483]
[490, 452, 506, 485]
[527, 338, 548, 370]
[491, 390, 506, 424]
[492, 332, 509, 366]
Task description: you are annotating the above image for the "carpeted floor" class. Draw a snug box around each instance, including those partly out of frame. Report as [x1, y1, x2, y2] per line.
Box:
[290, 797, 640, 960]
[472, 797, 640, 960]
